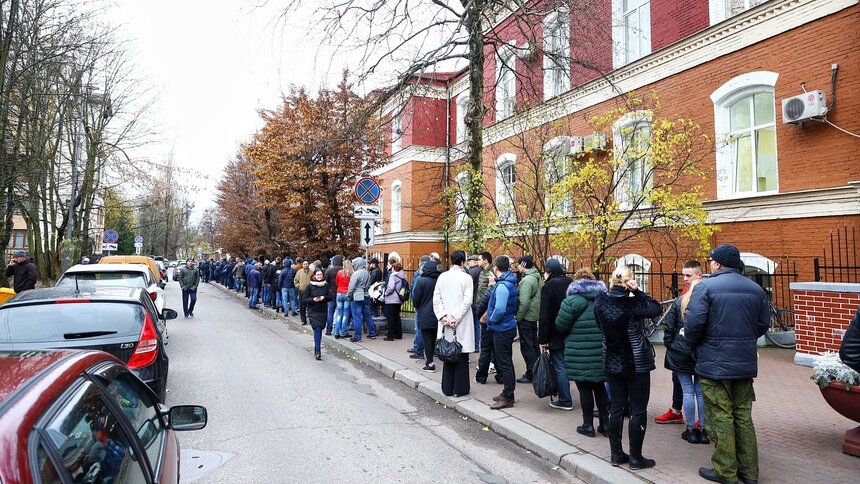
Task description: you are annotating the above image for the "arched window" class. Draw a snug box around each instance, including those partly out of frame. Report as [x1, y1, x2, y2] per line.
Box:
[544, 137, 573, 217]
[390, 181, 402, 232]
[549, 255, 570, 272]
[617, 253, 652, 295]
[496, 45, 517, 121]
[495, 154, 517, 224]
[455, 171, 469, 230]
[543, 10, 570, 100]
[613, 111, 653, 209]
[456, 93, 470, 143]
[710, 71, 779, 199]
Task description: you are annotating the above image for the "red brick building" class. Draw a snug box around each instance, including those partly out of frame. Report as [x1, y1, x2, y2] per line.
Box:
[368, 0, 860, 302]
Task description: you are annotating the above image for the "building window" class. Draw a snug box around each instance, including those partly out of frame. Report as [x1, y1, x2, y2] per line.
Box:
[613, 0, 651, 68]
[613, 111, 652, 209]
[496, 46, 516, 121]
[455, 171, 469, 230]
[543, 10, 570, 100]
[617, 253, 651, 295]
[495, 154, 517, 224]
[710, 71, 779, 199]
[391, 112, 403, 153]
[390, 181, 402, 232]
[456, 93, 470, 144]
[709, 0, 768, 25]
[549, 255, 569, 272]
[7, 229, 26, 249]
[544, 137, 573, 217]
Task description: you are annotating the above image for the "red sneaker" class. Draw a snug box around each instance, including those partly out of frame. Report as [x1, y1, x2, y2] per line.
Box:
[655, 408, 684, 424]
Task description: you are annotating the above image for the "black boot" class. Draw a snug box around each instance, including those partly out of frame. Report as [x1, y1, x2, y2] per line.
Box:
[608, 409, 628, 466]
[698, 428, 710, 444]
[597, 417, 608, 437]
[314, 349, 321, 360]
[576, 424, 596, 437]
[628, 411, 655, 469]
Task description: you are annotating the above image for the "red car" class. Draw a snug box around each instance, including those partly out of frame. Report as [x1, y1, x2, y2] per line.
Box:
[0, 349, 207, 483]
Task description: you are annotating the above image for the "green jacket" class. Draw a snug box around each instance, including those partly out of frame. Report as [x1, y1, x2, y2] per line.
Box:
[516, 267, 541, 322]
[554, 278, 607, 382]
[178, 265, 200, 291]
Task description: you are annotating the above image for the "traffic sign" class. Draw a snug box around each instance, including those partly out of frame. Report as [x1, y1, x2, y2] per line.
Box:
[354, 177, 381, 204]
[103, 229, 119, 244]
[359, 220, 375, 248]
[134, 242, 143, 248]
[101, 243, 118, 251]
[134, 235, 143, 244]
[353, 204, 382, 219]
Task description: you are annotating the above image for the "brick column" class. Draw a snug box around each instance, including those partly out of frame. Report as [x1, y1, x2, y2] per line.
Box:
[790, 282, 860, 367]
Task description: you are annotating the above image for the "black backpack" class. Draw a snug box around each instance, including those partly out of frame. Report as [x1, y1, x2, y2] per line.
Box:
[397, 275, 410, 303]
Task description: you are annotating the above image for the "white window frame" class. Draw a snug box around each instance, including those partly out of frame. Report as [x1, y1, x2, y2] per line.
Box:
[543, 136, 573, 217]
[612, 111, 653, 210]
[612, 0, 651, 68]
[710, 71, 779, 200]
[456, 92, 470, 144]
[709, 0, 768, 25]
[617, 253, 652, 295]
[543, 10, 570, 100]
[391, 112, 403, 153]
[495, 45, 517, 121]
[495, 154, 517, 224]
[455, 171, 469, 230]
[390, 180, 402, 232]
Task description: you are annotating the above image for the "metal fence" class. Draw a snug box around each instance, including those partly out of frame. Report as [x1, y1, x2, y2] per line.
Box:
[814, 225, 859, 283]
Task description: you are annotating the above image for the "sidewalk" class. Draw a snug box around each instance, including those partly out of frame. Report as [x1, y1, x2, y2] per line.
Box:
[214, 284, 860, 483]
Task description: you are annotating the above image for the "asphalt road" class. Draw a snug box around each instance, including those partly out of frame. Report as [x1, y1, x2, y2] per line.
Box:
[163, 280, 579, 483]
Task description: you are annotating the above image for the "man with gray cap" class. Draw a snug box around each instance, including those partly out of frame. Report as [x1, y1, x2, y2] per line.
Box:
[684, 244, 769, 484]
[6, 250, 37, 293]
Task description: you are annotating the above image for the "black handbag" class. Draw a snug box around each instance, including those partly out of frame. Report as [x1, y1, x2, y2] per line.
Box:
[435, 328, 463, 363]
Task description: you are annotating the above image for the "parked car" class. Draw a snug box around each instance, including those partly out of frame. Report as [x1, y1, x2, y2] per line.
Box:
[99, 255, 164, 286]
[0, 286, 175, 401]
[57, 263, 166, 315]
[0, 349, 207, 483]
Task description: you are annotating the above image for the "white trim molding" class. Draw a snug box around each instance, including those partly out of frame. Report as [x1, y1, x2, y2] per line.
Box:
[617, 253, 652, 271]
[374, 230, 445, 244]
[703, 184, 860, 223]
[740, 252, 778, 273]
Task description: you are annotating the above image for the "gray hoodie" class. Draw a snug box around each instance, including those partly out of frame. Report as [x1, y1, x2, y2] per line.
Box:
[347, 257, 370, 300]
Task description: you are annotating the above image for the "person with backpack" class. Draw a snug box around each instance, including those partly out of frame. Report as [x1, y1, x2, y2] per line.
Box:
[383, 260, 407, 341]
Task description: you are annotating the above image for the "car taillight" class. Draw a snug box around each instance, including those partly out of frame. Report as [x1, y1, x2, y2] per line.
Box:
[55, 299, 91, 304]
[149, 291, 158, 302]
[127, 312, 158, 369]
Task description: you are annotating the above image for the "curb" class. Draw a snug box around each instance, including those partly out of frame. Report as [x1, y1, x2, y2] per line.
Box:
[211, 282, 648, 484]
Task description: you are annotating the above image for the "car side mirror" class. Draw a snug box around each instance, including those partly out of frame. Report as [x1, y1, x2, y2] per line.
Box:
[162, 308, 178, 320]
[168, 405, 207, 431]
[159, 281, 167, 289]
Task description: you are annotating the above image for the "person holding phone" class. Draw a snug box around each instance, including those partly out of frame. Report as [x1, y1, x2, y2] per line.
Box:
[304, 269, 332, 360]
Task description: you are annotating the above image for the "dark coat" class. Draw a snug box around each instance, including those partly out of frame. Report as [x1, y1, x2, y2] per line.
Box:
[840, 307, 860, 373]
[279, 265, 296, 289]
[303, 281, 332, 329]
[662, 298, 697, 374]
[594, 285, 662, 375]
[325, 256, 343, 297]
[412, 261, 441, 330]
[247, 268, 262, 289]
[684, 268, 769, 380]
[538, 271, 573, 350]
[555, 279, 607, 382]
[6, 258, 37, 293]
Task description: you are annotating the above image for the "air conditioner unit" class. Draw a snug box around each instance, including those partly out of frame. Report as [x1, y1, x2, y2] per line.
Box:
[584, 133, 608, 152]
[568, 136, 585, 154]
[781, 90, 827, 124]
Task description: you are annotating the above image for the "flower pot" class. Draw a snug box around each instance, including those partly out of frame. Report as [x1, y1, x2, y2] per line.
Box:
[820, 382, 860, 457]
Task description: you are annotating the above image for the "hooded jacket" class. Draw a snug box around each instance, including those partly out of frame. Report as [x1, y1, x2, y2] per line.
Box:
[487, 270, 519, 333]
[6, 258, 37, 293]
[516, 266, 542, 322]
[594, 285, 662, 375]
[384, 269, 406, 305]
[684, 268, 770, 380]
[247, 266, 262, 289]
[178, 265, 200, 291]
[279, 260, 296, 289]
[347, 257, 370, 300]
[325, 255, 343, 297]
[412, 260, 441, 330]
[538, 270, 573, 350]
[555, 279, 607, 382]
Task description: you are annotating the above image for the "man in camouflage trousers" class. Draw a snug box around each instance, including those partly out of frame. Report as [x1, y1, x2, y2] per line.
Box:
[684, 244, 769, 484]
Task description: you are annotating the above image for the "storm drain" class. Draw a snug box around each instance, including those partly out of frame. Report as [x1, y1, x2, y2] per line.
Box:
[179, 449, 236, 482]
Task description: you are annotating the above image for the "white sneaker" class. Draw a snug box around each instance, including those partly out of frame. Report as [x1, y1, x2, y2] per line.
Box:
[488, 363, 497, 374]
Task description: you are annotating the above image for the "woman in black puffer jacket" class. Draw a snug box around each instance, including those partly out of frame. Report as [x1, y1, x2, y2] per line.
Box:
[594, 265, 661, 470]
[663, 278, 709, 445]
[304, 269, 332, 361]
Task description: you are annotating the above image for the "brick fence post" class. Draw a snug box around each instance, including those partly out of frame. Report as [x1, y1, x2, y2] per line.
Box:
[790, 282, 860, 367]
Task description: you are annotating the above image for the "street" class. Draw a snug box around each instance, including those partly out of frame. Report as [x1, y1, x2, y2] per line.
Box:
[163, 280, 578, 483]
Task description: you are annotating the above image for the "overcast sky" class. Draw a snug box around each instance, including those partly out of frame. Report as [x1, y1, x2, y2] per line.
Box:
[109, 1, 344, 218]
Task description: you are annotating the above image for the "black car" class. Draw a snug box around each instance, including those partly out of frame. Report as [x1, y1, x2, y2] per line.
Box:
[0, 286, 176, 401]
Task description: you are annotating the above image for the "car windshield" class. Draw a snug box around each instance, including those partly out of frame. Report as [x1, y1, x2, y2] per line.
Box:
[3, 302, 143, 342]
[57, 272, 147, 289]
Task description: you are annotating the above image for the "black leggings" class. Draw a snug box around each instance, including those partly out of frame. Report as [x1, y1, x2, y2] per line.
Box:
[422, 328, 437, 365]
[574, 380, 609, 425]
[385, 303, 402, 338]
[607, 373, 651, 458]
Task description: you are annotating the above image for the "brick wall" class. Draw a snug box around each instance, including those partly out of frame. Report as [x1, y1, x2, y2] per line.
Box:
[650, 0, 710, 51]
[791, 282, 860, 366]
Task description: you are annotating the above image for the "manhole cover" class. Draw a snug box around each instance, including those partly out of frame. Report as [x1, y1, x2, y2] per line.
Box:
[179, 449, 236, 482]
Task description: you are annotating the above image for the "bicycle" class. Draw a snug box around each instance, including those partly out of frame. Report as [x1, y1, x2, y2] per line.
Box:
[763, 287, 796, 349]
[645, 286, 681, 338]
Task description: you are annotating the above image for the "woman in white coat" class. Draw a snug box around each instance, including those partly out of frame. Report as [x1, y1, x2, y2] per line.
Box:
[433, 250, 475, 397]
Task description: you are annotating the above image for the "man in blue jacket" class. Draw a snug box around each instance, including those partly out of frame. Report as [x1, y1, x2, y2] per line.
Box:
[487, 255, 519, 410]
[684, 244, 769, 484]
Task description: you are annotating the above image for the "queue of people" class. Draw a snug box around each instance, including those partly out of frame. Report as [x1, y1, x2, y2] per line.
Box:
[204, 243, 767, 482]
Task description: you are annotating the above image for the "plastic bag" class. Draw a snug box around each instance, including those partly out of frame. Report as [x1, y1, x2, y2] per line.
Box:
[532, 350, 557, 398]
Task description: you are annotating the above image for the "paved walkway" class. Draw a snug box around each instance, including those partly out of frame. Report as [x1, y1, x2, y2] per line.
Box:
[214, 284, 859, 483]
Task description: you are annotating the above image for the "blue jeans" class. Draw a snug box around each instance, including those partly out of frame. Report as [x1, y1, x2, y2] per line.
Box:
[313, 327, 322, 352]
[181, 289, 197, 317]
[262, 286, 271, 306]
[411, 322, 425, 352]
[677, 372, 706, 428]
[274, 288, 282, 308]
[326, 300, 336, 333]
[283, 288, 298, 313]
[350, 298, 375, 340]
[549, 349, 572, 407]
[249, 287, 259, 308]
[235, 278, 244, 292]
[335, 294, 351, 336]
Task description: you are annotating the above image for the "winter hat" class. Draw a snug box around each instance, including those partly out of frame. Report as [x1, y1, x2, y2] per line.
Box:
[545, 258, 562, 274]
[517, 255, 535, 269]
[13, 250, 26, 258]
[710, 244, 744, 271]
